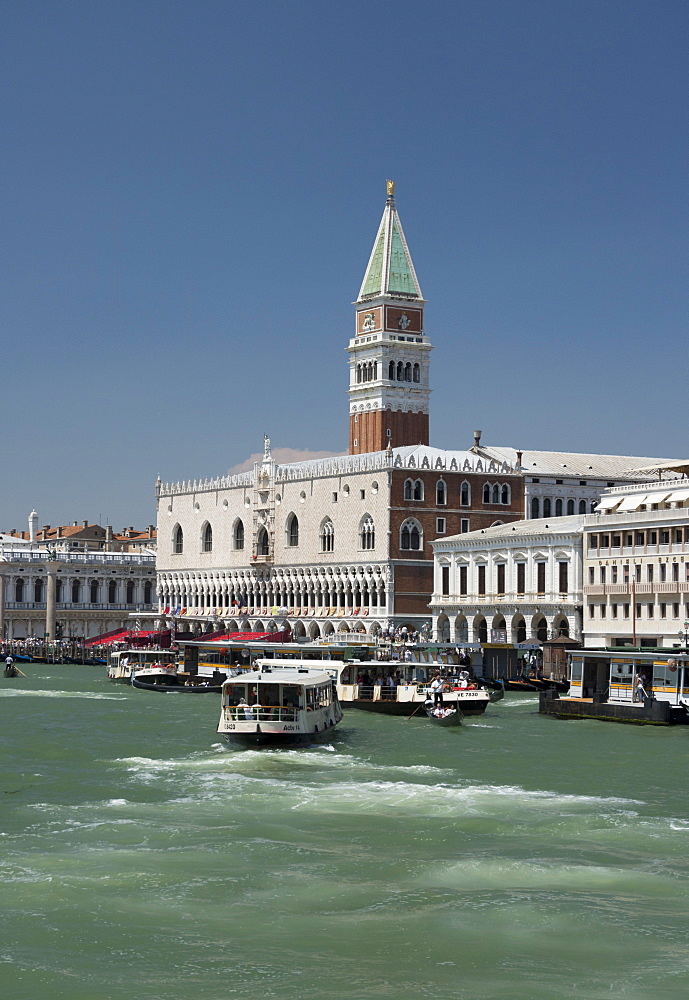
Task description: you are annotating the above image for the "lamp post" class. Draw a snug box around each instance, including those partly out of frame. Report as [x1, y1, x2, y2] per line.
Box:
[678, 621, 689, 654]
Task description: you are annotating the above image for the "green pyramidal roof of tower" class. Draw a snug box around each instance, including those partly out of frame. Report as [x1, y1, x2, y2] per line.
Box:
[358, 192, 423, 301]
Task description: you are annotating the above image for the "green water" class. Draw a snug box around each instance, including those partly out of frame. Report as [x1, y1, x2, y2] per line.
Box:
[1, 667, 688, 1000]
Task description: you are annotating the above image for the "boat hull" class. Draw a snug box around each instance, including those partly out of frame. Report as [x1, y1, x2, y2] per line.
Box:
[424, 708, 463, 727]
[131, 678, 222, 693]
[344, 691, 489, 716]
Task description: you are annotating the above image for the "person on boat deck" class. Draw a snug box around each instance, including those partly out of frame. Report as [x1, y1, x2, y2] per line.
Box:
[634, 672, 648, 702]
[430, 673, 444, 706]
[237, 697, 253, 720]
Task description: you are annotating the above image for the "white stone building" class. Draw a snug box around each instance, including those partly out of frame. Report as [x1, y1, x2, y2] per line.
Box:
[155, 442, 525, 638]
[583, 467, 689, 649]
[0, 544, 157, 640]
[430, 515, 586, 645]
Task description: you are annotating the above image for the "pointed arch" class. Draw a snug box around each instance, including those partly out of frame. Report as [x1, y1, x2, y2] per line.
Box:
[400, 517, 422, 551]
[233, 518, 244, 550]
[202, 521, 213, 552]
[320, 518, 334, 553]
[360, 514, 375, 550]
[173, 523, 183, 553]
[286, 512, 299, 547]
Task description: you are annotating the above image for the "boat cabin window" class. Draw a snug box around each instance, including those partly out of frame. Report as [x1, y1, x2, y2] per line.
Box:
[281, 685, 302, 709]
[653, 662, 677, 689]
[340, 666, 354, 684]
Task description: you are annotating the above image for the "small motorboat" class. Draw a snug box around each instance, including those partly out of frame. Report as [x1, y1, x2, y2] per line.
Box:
[424, 704, 463, 726]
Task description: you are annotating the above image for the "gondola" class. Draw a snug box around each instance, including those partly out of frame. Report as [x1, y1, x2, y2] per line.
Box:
[4, 664, 19, 678]
[130, 676, 222, 693]
[501, 677, 540, 692]
[488, 681, 505, 702]
[424, 705, 463, 726]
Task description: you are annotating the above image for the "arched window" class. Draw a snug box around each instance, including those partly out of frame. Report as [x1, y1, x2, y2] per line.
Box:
[71, 580, 81, 603]
[144, 581, 152, 604]
[287, 513, 299, 547]
[388, 360, 395, 380]
[320, 518, 334, 553]
[413, 363, 420, 383]
[404, 478, 413, 500]
[360, 515, 375, 550]
[397, 361, 404, 380]
[202, 522, 213, 552]
[436, 480, 447, 505]
[126, 581, 135, 604]
[543, 498, 551, 518]
[173, 524, 183, 554]
[34, 579, 43, 603]
[567, 499, 575, 515]
[461, 481, 471, 506]
[108, 579, 117, 603]
[555, 498, 563, 516]
[413, 479, 423, 501]
[579, 500, 587, 514]
[492, 484, 500, 504]
[501, 484, 510, 505]
[400, 518, 422, 551]
[256, 527, 269, 556]
[405, 362, 412, 381]
[90, 579, 98, 604]
[372, 361, 377, 380]
[483, 483, 491, 503]
[234, 519, 244, 550]
[531, 497, 540, 518]
[356, 364, 362, 383]
[15, 579, 24, 602]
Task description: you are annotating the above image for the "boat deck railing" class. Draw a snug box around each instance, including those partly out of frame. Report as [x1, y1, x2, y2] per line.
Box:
[223, 705, 299, 723]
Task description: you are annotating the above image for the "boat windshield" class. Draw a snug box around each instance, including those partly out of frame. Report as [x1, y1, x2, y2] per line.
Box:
[222, 681, 305, 722]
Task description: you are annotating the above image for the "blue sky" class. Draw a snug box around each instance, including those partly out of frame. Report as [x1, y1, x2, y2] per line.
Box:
[1, 0, 686, 532]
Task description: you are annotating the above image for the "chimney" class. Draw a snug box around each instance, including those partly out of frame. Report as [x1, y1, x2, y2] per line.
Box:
[83, 520, 88, 528]
[57, 527, 63, 538]
[473, 429, 482, 451]
[148, 525, 154, 538]
[516, 450, 523, 468]
[105, 526, 113, 544]
[28, 509, 38, 543]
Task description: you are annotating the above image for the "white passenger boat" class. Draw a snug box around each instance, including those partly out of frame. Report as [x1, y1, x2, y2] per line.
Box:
[107, 649, 178, 684]
[334, 660, 491, 716]
[217, 660, 343, 745]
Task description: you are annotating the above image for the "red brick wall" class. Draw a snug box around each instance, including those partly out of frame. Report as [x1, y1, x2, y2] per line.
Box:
[349, 410, 429, 454]
[389, 469, 524, 560]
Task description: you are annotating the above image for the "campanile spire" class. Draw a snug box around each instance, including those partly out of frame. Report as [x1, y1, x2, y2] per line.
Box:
[348, 182, 432, 454]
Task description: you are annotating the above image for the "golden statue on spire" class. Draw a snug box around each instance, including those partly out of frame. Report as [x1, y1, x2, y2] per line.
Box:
[386, 179, 395, 198]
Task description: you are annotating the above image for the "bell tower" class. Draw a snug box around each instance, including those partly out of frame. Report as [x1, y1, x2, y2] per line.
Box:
[348, 181, 432, 454]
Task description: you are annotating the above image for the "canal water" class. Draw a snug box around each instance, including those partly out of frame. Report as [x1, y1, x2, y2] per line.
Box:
[1, 665, 688, 1000]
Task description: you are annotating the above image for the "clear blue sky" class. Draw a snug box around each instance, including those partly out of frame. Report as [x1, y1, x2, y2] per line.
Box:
[1, 0, 686, 532]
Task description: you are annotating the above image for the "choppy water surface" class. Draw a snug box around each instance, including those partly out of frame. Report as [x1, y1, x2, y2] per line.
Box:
[1, 667, 688, 999]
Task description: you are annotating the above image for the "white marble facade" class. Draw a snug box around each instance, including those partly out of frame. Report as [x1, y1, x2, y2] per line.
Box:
[430, 516, 586, 644]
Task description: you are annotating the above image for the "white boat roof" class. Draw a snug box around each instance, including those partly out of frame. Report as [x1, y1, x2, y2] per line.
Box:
[222, 663, 337, 686]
